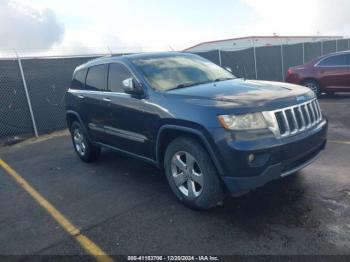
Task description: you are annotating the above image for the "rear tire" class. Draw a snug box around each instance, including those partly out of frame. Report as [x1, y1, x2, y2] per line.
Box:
[70, 121, 101, 162]
[164, 137, 225, 209]
[302, 79, 321, 98]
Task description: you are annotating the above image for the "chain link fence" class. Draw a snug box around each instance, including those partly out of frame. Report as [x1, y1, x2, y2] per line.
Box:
[0, 55, 102, 143]
[20, 56, 101, 135]
[191, 38, 350, 81]
[0, 38, 349, 143]
[0, 59, 34, 140]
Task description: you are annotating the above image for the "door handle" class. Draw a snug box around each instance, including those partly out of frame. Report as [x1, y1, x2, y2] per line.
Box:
[103, 97, 111, 102]
[77, 95, 85, 99]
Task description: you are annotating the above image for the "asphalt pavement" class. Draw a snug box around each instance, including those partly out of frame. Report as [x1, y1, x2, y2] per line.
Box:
[0, 94, 349, 258]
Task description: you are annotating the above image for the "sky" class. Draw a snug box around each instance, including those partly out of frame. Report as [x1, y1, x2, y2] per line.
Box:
[0, 0, 349, 56]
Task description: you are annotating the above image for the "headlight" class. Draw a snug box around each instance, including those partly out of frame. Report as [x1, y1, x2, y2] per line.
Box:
[218, 112, 268, 130]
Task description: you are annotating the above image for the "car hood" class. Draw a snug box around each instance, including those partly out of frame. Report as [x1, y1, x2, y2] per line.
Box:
[165, 79, 314, 110]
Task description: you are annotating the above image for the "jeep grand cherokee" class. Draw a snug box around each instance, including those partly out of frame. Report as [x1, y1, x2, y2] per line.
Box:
[65, 52, 328, 209]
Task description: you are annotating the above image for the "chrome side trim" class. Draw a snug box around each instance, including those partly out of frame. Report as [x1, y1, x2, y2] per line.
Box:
[68, 89, 131, 98]
[88, 123, 104, 132]
[88, 123, 147, 143]
[104, 126, 147, 143]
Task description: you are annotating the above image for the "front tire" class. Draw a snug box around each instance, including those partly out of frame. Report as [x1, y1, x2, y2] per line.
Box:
[70, 122, 101, 162]
[164, 137, 225, 209]
[302, 79, 321, 98]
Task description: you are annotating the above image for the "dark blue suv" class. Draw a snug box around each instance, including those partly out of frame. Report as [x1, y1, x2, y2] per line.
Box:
[65, 52, 328, 209]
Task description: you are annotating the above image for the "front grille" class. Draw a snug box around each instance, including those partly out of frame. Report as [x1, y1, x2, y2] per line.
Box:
[272, 99, 322, 138]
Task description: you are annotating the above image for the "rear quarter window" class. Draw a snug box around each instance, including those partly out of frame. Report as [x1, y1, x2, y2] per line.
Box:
[85, 64, 107, 91]
[70, 68, 87, 89]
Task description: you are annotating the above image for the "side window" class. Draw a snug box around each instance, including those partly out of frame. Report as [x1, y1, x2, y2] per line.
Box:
[108, 63, 133, 93]
[86, 64, 107, 91]
[318, 55, 347, 66]
[71, 68, 87, 89]
[347, 54, 350, 66]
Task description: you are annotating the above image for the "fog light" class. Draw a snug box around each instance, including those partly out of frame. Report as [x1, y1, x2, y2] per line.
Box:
[248, 153, 255, 163]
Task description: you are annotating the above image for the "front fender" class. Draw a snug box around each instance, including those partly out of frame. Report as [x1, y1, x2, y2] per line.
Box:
[155, 125, 225, 175]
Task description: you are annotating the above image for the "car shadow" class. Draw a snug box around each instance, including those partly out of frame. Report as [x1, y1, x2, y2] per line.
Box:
[321, 92, 350, 100]
[98, 148, 318, 234]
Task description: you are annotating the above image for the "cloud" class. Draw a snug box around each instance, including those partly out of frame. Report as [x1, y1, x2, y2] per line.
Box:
[1, 0, 348, 56]
[241, 0, 350, 36]
[0, 0, 65, 51]
[316, 0, 350, 35]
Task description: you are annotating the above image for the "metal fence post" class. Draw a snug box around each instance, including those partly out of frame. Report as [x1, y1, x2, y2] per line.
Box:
[15, 51, 39, 137]
[280, 45, 284, 81]
[321, 40, 324, 55]
[218, 49, 222, 66]
[335, 39, 338, 52]
[302, 42, 305, 63]
[252, 38, 258, 80]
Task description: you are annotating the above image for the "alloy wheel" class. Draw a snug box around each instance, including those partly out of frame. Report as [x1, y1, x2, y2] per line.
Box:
[73, 128, 86, 156]
[304, 82, 318, 95]
[171, 151, 204, 199]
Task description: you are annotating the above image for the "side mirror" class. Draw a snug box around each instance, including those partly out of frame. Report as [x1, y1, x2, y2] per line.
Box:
[122, 78, 144, 96]
[225, 67, 232, 73]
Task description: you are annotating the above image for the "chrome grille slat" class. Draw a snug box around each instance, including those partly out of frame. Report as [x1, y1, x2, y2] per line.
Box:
[314, 101, 321, 122]
[311, 101, 317, 121]
[290, 108, 299, 133]
[314, 101, 320, 121]
[281, 111, 290, 135]
[317, 102, 322, 121]
[297, 107, 306, 131]
[316, 101, 322, 121]
[304, 104, 312, 128]
[269, 99, 323, 138]
[309, 102, 316, 124]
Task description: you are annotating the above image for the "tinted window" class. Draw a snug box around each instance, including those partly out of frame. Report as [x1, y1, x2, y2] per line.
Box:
[86, 64, 107, 91]
[108, 63, 133, 93]
[71, 68, 87, 89]
[318, 54, 347, 66]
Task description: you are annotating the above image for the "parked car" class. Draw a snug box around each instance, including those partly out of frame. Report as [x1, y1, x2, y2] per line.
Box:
[65, 52, 327, 209]
[286, 51, 350, 97]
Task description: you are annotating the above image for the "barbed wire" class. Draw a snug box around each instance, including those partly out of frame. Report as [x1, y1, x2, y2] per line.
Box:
[0, 45, 179, 59]
[1, 37, 349, 59]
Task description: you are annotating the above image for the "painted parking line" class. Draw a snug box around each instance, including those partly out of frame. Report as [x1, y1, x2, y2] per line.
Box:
[328, 140, 350, 145]
[0, 159, 113, 262]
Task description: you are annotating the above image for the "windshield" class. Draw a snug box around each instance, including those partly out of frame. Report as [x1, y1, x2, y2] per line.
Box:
[131, 54, 235, 91]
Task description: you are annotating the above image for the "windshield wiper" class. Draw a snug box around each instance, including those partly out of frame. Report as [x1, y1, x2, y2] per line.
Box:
[168, 80, 213, 90]
[214, 77, 235, 82]
[167, 78, 235, 91]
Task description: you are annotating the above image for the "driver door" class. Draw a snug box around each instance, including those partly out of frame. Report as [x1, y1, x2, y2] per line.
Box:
[102, 62, 153, 158]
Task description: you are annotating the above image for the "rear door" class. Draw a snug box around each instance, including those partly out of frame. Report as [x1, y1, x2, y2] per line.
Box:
[316, 54, 349, 90]
[82, 63, 109, 142]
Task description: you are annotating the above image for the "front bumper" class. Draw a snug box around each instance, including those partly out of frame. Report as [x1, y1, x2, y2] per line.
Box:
[222, 139, 325, 192]
[210, 119, 328, 193]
